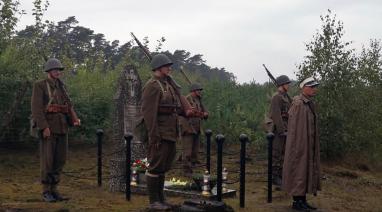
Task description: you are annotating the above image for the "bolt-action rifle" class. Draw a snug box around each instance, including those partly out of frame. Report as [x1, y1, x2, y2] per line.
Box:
[262, 64, 277, 86]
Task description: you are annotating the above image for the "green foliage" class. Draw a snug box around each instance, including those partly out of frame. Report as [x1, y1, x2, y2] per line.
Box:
[1, 2, 381, 166]
[0, 0, 22, 50]
[65, 68, 118, 142]
[297, 10, 382, 161]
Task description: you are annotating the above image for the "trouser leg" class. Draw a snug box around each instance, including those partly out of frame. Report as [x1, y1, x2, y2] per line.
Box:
[158, 174, 165, 202]
[146, 140, 176, 208]
[272, 135, 286, 180]
[51, 134, 68, 191]
[191, 133, 200, 164]
[40, 134, 56, 190]
[182, 135, 194, 173]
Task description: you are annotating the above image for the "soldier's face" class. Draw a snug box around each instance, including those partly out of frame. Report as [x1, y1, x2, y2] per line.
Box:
[159, 65, 172, 77]
[282, 84, 290, 91]
[48, 69, 62, 79]
[303, 86, 318, 97]
[193, 90, 202, 97]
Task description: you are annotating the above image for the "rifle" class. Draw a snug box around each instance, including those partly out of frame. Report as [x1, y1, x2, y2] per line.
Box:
[58, 79, 80, 126]
[262, 64, 277, 86]
[179, 66, 192, 85]
[131, 32, 152, 60]
[130, 32, 194, 116]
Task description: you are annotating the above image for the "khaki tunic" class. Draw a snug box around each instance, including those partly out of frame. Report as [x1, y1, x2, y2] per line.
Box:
[31, 78, 69, 185]
[180, 94, 207, 135]
[269, 91, 291, 178]
[282, 94, 321, 196]
[142, 76, 181, 174]
[31, 78, 69, 134]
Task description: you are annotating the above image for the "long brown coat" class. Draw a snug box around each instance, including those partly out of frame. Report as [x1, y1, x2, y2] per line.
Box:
[282, 94, 321, 196]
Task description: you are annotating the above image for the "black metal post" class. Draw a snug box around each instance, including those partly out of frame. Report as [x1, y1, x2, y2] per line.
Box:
[267, 133, 274, 203]
[216, 134, 224, 202]
[96, 129, 104, 187]
[205, 129, 212, 173]
[125, 133, 133, 201]
[239, 134, 248, 208]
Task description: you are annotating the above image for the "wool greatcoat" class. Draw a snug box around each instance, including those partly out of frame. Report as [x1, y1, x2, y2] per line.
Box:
[282, 94, 321, 196]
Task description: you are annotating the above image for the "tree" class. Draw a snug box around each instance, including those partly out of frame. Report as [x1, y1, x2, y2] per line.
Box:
[297, 10, 357, 158]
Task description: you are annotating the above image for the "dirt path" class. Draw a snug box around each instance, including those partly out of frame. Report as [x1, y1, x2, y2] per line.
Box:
[0, 142, 381, 211]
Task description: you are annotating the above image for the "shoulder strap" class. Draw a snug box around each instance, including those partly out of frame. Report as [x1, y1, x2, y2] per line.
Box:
[46, 81, 56, 108]
[154, 80, 165, 94]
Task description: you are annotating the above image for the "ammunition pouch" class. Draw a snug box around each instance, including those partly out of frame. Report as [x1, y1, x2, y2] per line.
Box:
[46, 104, 69, 114]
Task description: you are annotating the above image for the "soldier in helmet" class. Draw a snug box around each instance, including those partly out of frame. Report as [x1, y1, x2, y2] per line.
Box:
[31, 58, 80, 202]
[267, 75, 292, 186]
[142, 53, 192, 210]
[180, 83, 208, 176]
[282, 77, 320, 211]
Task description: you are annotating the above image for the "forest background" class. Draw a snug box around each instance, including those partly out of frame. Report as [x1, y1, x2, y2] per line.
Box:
[0, 0, 381, 169]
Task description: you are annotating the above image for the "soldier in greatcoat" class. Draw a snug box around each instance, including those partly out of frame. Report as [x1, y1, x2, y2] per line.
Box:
[282, 77, 320, 211]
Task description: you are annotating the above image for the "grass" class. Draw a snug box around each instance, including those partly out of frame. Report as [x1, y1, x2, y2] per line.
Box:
[0, 141, 381, 211]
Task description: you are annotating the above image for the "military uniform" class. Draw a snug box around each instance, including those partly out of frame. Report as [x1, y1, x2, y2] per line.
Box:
[269, 90, 291, 182]
[180, 92, 207, 174]
[141, 53, 184, 210]
[142, 76, 180, 174]
[31, 58, 72, 202]
[282, 77, 320, 211]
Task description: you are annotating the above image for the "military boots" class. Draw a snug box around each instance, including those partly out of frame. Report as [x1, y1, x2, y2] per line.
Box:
[146, 175, 170, 210]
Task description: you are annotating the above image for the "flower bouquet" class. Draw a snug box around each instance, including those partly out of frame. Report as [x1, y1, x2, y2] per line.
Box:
[131, 158, 149, 184]
[132, 158, 149, 173]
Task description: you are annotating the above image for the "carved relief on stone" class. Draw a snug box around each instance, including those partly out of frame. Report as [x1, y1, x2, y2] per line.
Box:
[110, 65, 146, 192]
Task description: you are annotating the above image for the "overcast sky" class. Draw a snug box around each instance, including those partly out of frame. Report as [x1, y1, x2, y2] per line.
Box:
[17, 0, 382, 83]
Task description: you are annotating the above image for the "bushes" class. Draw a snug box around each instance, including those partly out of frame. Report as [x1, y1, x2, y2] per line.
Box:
[65, 68, 118, 142]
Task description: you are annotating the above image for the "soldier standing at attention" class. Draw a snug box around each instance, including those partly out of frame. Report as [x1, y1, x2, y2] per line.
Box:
[180, 83, 208, 176]
[31, 58, 80, 202]
[268, 75, 292, 186]
[142, 53, 192, 210]
[282, 77, 320, 211]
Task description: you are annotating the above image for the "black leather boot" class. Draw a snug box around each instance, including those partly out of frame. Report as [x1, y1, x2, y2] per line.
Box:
[42, 191, 56, 203]
[158, 175, 176, 209]
[303, 196, 317, 210]
[292, 200, 310, 211]
[292, 196, 310, 211]
[51, 184, 69, 201]
[146, 175, 170, 210]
